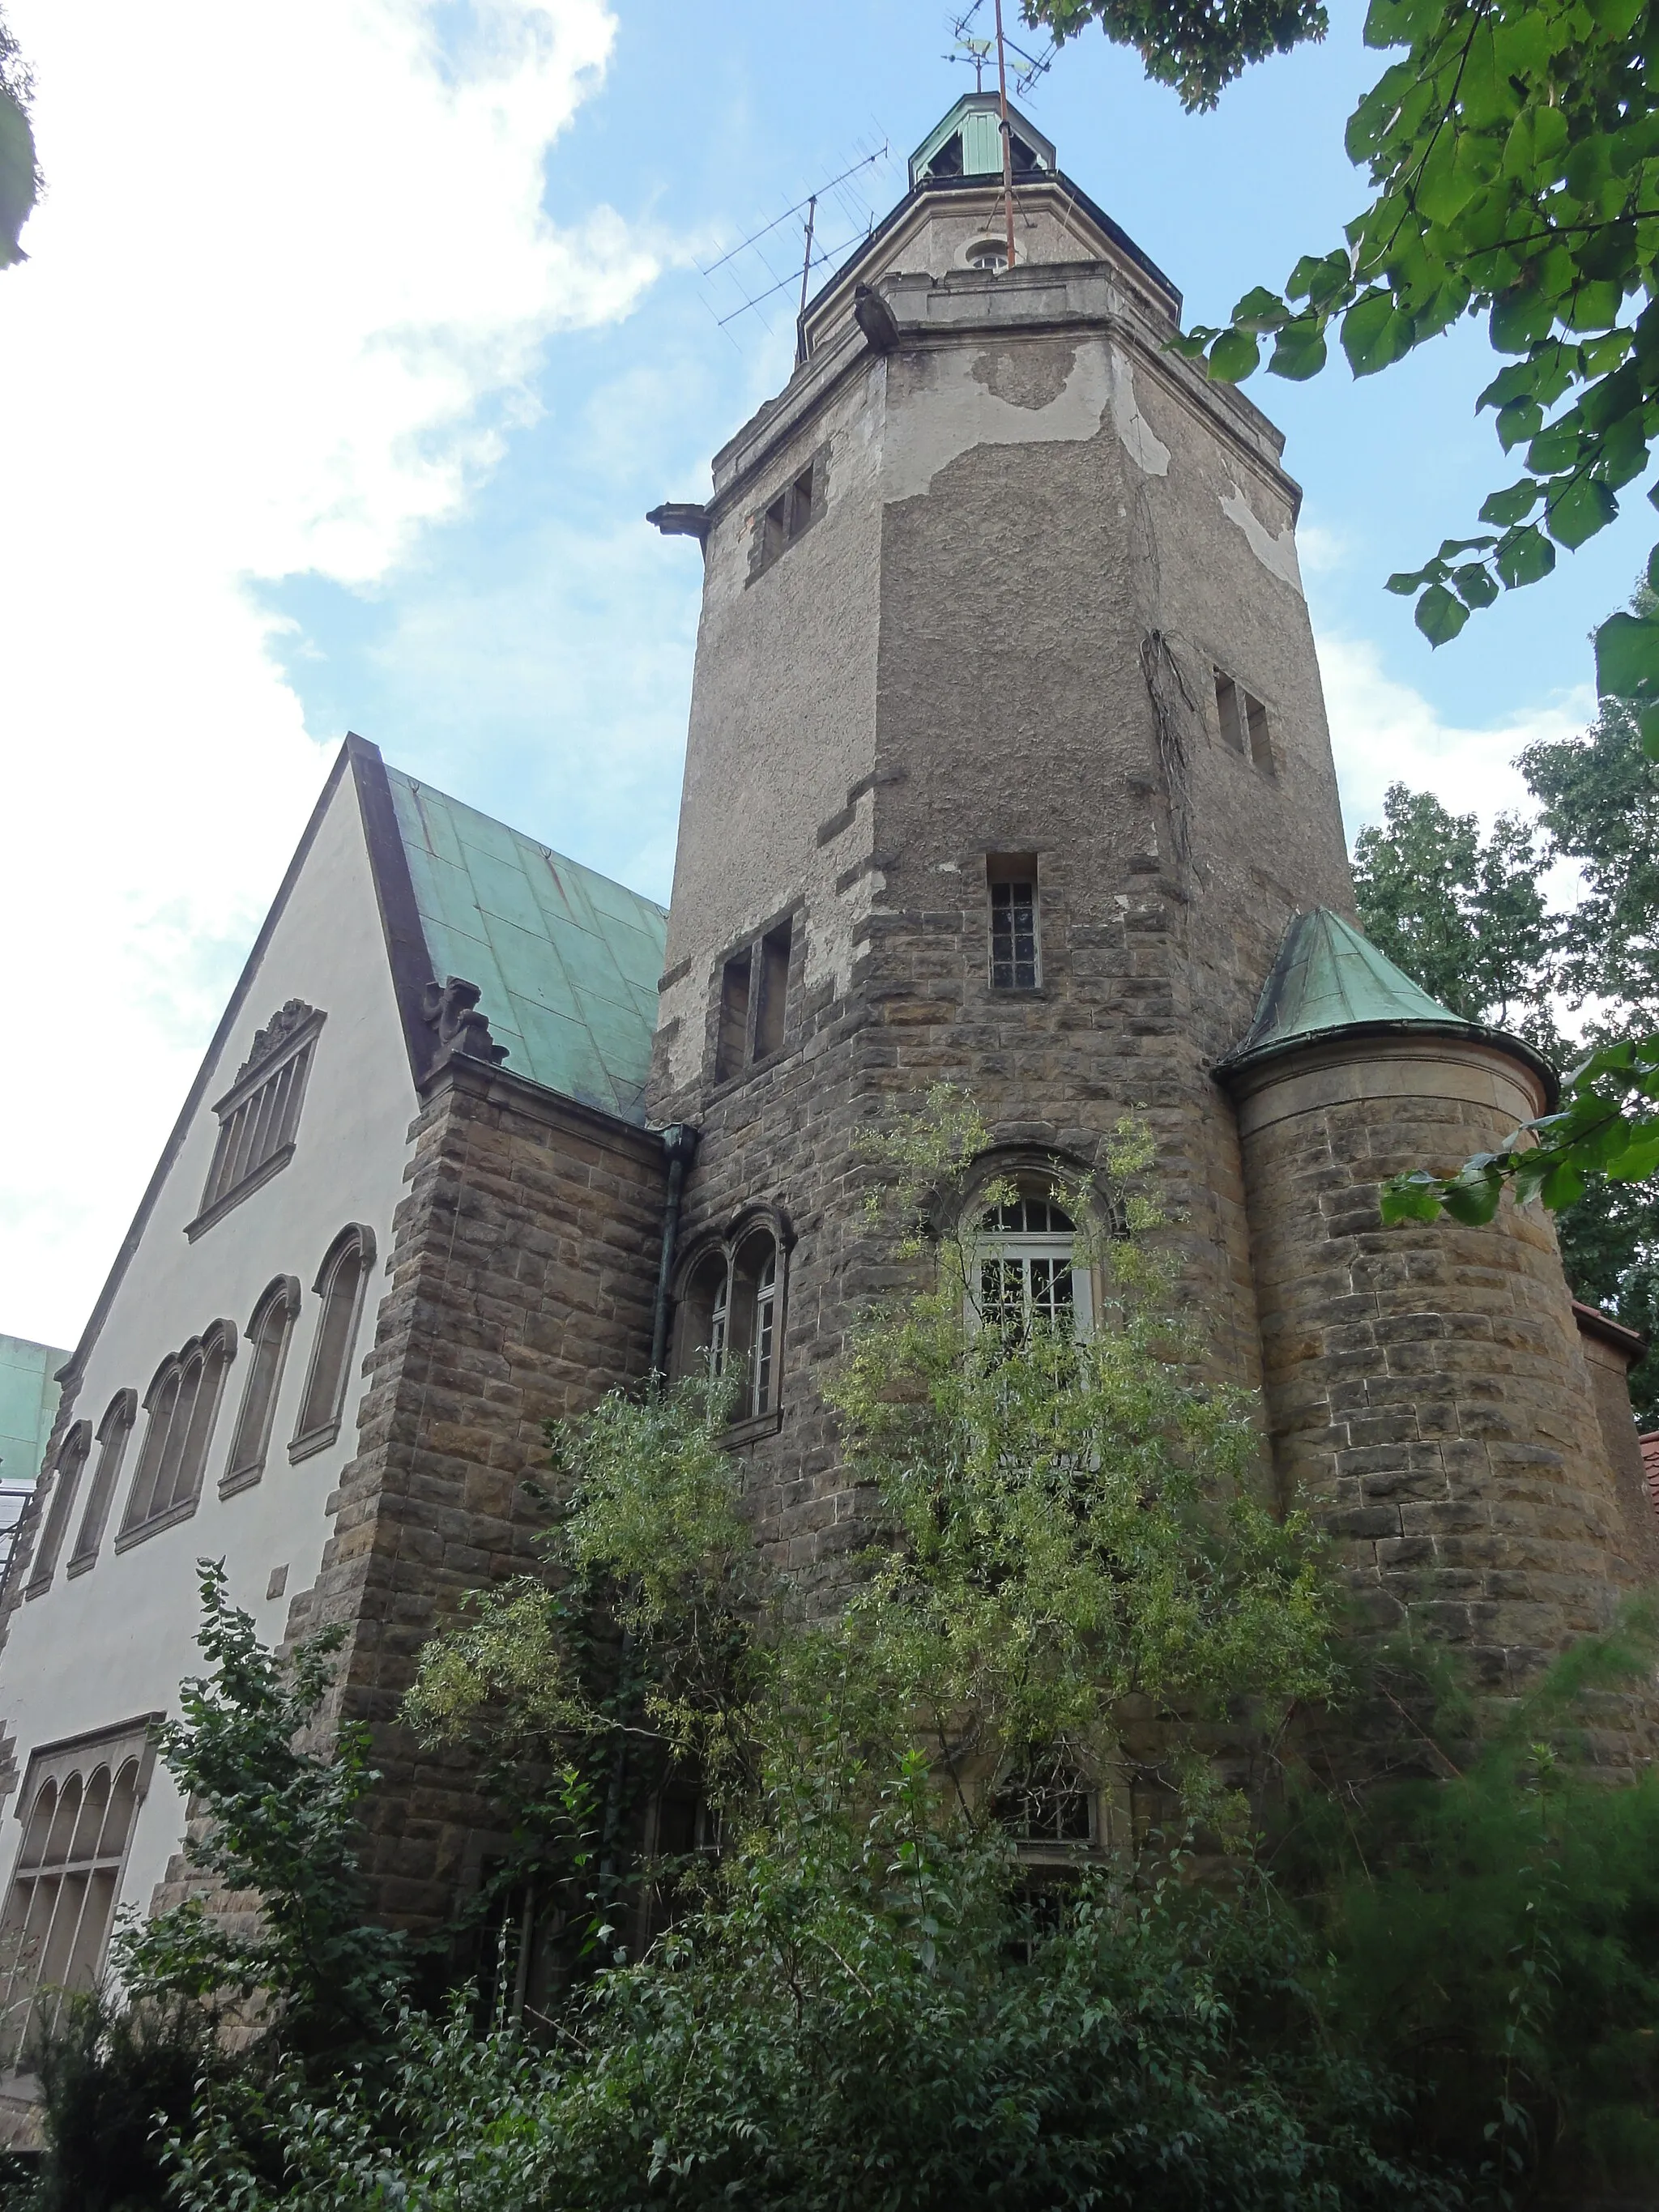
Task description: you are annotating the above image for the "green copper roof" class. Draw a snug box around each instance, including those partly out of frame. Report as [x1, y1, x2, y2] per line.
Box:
[0, 1334, 69, 1486]
[386, 769, 667, 1124]
[1220, 907, 1476, 1071]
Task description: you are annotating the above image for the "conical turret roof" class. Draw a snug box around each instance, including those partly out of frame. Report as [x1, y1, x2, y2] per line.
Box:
[1216, 908, 1555, 1097]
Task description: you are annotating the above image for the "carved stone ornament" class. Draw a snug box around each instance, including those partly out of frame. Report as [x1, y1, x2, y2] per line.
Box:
[422, 977, 509, 1068]
[235, 999, 320, 1085]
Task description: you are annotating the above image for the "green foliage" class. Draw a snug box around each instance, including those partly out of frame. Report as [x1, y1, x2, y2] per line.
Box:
[1021, 0, 1329, 113]
[114, 1561, 407, 2067]
[0, 6, 38, 271]
[165, 1800, 1440, 2212]
[0, 1995, 216, 2212]
[1032, 0, 1659, 752]
[1351, 782, 1560, 1046]
[1353, 696, 1659, 1371]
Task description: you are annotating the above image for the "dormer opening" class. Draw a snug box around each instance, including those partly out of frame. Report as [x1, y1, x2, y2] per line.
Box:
[908, 94, 1055, 190]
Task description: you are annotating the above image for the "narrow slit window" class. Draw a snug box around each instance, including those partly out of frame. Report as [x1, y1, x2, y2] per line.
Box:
[289, 1227, 374, 1464]
[750, 453, 823, 580]
[715, 953, 752, 1085]
[222, 1277, 300, 1495]
[23, 1425, 91, 1598]
[753, 923, 791, 1062]
[1215, 667, 1274, 774]
[987, 855, 1040, 991]
[66, 1393, 137, 1575]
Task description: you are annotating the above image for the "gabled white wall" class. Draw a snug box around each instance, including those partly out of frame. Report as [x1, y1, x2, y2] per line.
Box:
[0, 762, 420, 1925]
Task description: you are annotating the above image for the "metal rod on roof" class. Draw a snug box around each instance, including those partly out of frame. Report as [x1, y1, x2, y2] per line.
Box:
[993, 0, 1017, 269]
[795, 195, 817, 364]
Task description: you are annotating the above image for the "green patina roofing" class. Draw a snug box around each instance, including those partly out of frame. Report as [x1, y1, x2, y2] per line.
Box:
[0, 1335, 69, 1486]
[387, 769, 667, 1125]
[1221, 907, 1473, 1070]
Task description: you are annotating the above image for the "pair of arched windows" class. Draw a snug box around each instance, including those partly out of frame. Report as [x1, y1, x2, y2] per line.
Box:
[673, 1216, 787, 1426]
[21, 1225, 373, 1593]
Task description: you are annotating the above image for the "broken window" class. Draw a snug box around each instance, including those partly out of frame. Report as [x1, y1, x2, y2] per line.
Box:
[1214, 670, 1275, 774]
[714, 917, 793, 1083]
[993, 1752, 1094, 1845]
[987, 855, 1040, 991]
[751, 455, 821, 580]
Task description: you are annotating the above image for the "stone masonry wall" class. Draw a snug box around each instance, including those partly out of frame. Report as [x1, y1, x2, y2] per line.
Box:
[279, 1055, 666, 1930]
[1233, 1034, 1656, 1763]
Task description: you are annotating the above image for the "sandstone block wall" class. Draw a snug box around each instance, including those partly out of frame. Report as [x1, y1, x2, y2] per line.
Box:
[283, 1056, 666, 1929]
[1232, 1033, 1653, 1758]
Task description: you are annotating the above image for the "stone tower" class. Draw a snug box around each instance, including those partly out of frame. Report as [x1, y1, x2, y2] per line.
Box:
[646, 96, 1654, 1712]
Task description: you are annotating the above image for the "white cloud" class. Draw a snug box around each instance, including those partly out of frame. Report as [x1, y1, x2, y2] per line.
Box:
[0, 0, 660, 1349]
[1319, 631, 1596, 838]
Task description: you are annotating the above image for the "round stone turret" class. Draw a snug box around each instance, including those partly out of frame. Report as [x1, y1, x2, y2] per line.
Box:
[1219, 910, 1651, 1750]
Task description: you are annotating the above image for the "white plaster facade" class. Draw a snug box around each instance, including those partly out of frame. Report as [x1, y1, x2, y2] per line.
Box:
[0, 759, 421, 1930]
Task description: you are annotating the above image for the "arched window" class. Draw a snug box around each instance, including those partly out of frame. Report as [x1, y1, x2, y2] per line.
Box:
[289, 1226, 374, 1463]
[0, 1723, 153, 2067]
[221, 1276, 300, 1496]
[970, 1189, 1093, 1342]
[21, 1424, 91, 1598]
[672, 1217, 787, 1426]
[117, 1322, 237, 1545]
[66, 1392, 138, 1575]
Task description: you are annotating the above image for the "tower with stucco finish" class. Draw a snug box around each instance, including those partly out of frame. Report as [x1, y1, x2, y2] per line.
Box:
[648, 98, 1353, 1568]
[646, 96, 1656, 1722]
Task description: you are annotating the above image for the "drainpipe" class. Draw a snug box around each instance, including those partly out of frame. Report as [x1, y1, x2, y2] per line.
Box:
[650, 1123, 700, 1384]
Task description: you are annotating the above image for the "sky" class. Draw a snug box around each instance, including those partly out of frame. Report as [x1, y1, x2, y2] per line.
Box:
[1, 0, 1650, 1352]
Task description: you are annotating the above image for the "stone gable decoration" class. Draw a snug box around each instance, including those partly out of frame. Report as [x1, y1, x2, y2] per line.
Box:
[421, 978, 509, 1071]
[234, 999, 319, 1087]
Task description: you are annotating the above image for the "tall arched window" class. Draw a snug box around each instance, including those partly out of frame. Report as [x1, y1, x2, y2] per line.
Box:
[66, 1392, 138, 1576]
[221, 1276, 300, 1496]
[672, 1214, 788, 1427]
[21, 1424, 91, 1598]
[117, 1322, 237, 1545]
[289, 1226, 374, 1463]
[970, 1190, 1094, 1342]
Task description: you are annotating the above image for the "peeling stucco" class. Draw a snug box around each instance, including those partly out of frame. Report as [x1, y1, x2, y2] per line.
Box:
[1218, 480, 1303, 597]
[882, 339, 1169, 503]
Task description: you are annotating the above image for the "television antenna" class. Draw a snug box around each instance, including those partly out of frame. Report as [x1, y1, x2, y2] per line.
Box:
[944, 1, 1055, 99]
[697, 140, 895, 357]
[943, 1, 1054, 270]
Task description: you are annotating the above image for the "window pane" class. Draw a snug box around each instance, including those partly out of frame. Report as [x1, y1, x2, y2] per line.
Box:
[989, 880, 1038, 990]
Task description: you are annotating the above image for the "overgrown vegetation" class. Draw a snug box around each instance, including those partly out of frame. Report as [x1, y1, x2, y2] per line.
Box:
[9, 1097, 1659, 2208]
[1350, 679, 1659, 1414]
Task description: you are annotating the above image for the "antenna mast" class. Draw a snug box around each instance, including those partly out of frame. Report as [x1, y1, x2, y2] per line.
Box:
[993, 0, 1017, 270]
[795, 195, 817, 363]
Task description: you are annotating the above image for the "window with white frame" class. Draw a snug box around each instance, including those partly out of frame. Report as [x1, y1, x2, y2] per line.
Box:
[970, 1191, 1093, 1342]
[672, 1221, 787, 1426]
[187, 999, 324, 1240]
[0, 1720, 157, 2070]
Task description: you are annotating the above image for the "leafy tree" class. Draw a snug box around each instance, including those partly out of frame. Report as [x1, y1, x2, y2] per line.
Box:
[0, 5, 39, 271]
[1350, 782, 1559, 1044]
[113, 1560, 409, 2068]
[1350, 757, 1659, 1416]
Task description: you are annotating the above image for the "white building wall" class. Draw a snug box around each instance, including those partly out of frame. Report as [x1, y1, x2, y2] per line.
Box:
[0, 765, 420, 1923]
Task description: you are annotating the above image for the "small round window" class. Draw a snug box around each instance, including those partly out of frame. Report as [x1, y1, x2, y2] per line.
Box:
[965, 238, 1009, 272]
